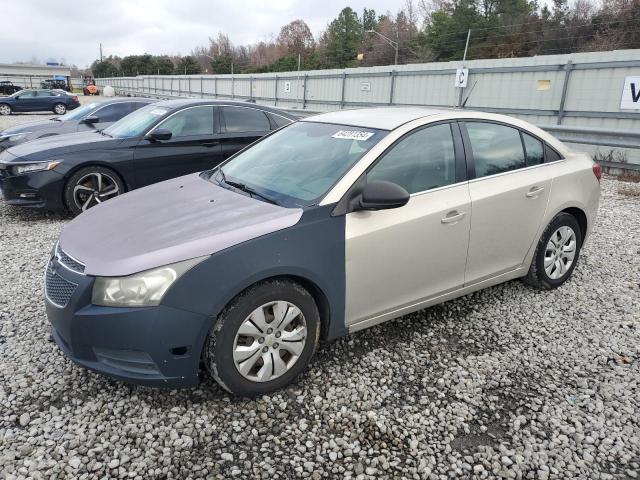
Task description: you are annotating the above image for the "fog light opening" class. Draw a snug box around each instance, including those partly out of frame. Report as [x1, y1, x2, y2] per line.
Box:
[171, 346, 189, 357]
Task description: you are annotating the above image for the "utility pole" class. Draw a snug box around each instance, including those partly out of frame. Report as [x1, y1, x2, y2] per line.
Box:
[365, 30, 399, 65]
[99, 43, 103, 62]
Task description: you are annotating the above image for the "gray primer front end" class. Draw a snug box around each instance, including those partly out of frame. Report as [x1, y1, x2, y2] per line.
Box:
[59, 173, 303, 276]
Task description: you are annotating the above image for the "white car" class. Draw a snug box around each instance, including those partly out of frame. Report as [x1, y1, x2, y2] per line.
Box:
[46, 107, 601, 396]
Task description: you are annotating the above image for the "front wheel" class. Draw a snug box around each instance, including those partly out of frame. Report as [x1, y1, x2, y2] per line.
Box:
[53, 103, 67, 115]
[523, 212, 582, 289]
[0, 104, 11, 115]
[204, 280, 320, 397]
[63, 166, 125, 216]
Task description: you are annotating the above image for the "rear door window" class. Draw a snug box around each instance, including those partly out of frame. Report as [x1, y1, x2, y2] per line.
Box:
[522, 132, 545, 166]
[465, 122, 526, 178]
[222, 107, 271, 133]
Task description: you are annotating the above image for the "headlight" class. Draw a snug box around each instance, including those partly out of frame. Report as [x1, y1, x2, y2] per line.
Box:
[0, 132, 31, 143]
[91, 256, 207, 307]
[12, 161, 60, 175]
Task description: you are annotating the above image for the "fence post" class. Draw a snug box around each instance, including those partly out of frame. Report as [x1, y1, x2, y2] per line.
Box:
[389, 70, 396, 105]
[557, 60, 573, 125]
[302, 74, 307, 109]
[214, 77, 218, 98]
[250, 76, 253, 101]
[232, 75, 235, 99]
[340, 72, 346, 109]
[201, 77, 204, 98]
[274, 75, 278, 106]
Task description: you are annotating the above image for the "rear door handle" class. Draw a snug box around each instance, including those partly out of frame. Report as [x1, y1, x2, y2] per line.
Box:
[202, 141, 220, 148]
[441, 211, 466, 224]
[526, 186, 545, 198]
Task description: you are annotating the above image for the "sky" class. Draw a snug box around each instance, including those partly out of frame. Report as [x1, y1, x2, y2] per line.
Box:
[1, 0, 409, 68]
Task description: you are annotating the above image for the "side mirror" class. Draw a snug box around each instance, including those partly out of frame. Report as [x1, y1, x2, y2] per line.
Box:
[145, 129, 172, 142]
[356, 180, 409, 211]
[83, 115, 99, 124]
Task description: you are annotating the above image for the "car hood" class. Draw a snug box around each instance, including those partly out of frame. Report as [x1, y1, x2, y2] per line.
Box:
[3, 131, 118, 161]
[1, 119, 58, 136]
[59, 173, 304, 276]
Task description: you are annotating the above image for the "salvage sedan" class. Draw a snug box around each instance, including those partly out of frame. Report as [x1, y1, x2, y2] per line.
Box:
[45, 107, 601, 396]
[0, 99, 295, 215]
[0, 97, 155, 152]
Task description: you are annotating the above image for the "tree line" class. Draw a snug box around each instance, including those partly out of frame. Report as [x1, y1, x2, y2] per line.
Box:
[91, 0, 640, 77]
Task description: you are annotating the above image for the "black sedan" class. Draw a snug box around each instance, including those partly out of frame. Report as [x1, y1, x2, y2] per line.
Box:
[0, 97, 155, 152]
[0, 99, 296, 215]
[0, 89, 80, 116]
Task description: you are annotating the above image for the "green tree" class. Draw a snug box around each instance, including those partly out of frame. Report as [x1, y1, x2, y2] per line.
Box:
[175, 56, 201, 74]
[153, 56, 175, 75]
[91, 57, 120, 77]
[320, 7, 363, 68]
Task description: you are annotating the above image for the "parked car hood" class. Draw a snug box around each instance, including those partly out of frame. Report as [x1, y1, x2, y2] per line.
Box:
[59, 173, 304, 276]
[3, 131, 118, 161]
[1, 118, 58, 136]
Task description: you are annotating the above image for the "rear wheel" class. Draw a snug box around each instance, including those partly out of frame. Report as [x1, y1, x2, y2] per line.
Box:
[63, 166, 124, 216]
[53, 103, 67, 115]
[523, 212, 582, 289]
[0, 104, 11, 115]
[204, 280, 320, 397]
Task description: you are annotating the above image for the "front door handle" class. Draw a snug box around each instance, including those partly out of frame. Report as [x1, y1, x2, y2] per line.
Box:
[441, 211, 466, 224]
[202, 141, 220, 148]
[526, 186, 545, 198]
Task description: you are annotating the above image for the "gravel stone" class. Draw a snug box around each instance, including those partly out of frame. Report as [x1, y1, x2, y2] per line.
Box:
[0, 117, 638, 480]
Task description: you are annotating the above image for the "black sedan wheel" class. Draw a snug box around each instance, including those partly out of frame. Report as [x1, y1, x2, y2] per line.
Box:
[204, 280, 320, 397]
[64, 166, 124, 216]
[0, 104, 11, 115]
[53, 103, 67, 115]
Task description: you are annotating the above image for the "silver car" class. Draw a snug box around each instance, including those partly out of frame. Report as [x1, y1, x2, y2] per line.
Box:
[45, 107, 601, 397]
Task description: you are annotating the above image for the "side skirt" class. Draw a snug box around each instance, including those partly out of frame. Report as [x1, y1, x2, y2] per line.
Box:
[348, 266, 528, 334]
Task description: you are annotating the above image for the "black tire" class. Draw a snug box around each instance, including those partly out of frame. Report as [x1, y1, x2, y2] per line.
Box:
[523, 212, 583, 290]
[204, 280, 321, 397]
[63, 166, 125, 216]
[0, 103, 11, 116]
[53, 103, 67, 115]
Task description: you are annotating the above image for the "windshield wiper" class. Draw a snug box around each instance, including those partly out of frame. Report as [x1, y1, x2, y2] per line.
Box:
[50, 118, 61, 122]
[217, 168, 279, 205]
[99, 130, 113, 138]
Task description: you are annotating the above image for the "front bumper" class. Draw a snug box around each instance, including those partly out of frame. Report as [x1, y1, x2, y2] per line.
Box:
[0, 168, 66, 210]
[44, 254, 210, 388]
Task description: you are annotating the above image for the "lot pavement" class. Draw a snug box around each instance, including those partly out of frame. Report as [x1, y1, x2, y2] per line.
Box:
[0, 109, 639, 479]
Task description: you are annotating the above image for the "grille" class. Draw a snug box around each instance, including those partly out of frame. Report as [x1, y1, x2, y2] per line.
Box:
[45, 262, 77, 308]
[56, 244, 85, 274]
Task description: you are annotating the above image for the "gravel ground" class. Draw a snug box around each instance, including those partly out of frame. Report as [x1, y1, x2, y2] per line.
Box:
[0, 129, 639, 478]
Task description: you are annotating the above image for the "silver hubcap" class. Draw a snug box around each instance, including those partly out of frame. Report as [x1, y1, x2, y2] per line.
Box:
[54, 104, 65, 114]
[0, 105, 10, 115]
[73, 172, 120, 211]
[544, 226, 577, 280]
[233, 301, 307, 383]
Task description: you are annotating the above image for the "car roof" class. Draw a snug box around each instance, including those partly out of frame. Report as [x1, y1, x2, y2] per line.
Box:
[101, 97, 156, 103]
[151, 98, 297, 118]
[301, 106, 457, 130]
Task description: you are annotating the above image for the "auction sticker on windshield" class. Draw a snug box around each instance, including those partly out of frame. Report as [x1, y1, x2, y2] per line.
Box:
[149, 108, 169, 116]
[332, 130, 374, 141]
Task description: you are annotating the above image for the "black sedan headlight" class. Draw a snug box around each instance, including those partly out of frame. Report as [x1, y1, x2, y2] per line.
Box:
[0, 132, 31, 146]
[11, 161, 60, 175]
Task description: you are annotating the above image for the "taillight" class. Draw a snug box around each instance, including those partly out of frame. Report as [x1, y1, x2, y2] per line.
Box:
[72, 95, 78, 102]
[592, 163, 602, 182]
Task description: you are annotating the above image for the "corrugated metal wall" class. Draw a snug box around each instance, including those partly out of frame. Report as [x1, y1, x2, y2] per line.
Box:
[97, 49, 640, 163]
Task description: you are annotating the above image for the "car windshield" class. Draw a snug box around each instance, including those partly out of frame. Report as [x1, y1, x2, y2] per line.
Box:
[58, 102, 100, 121]
[216, 121, 388, 207]
[103, 104, 169, 138]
